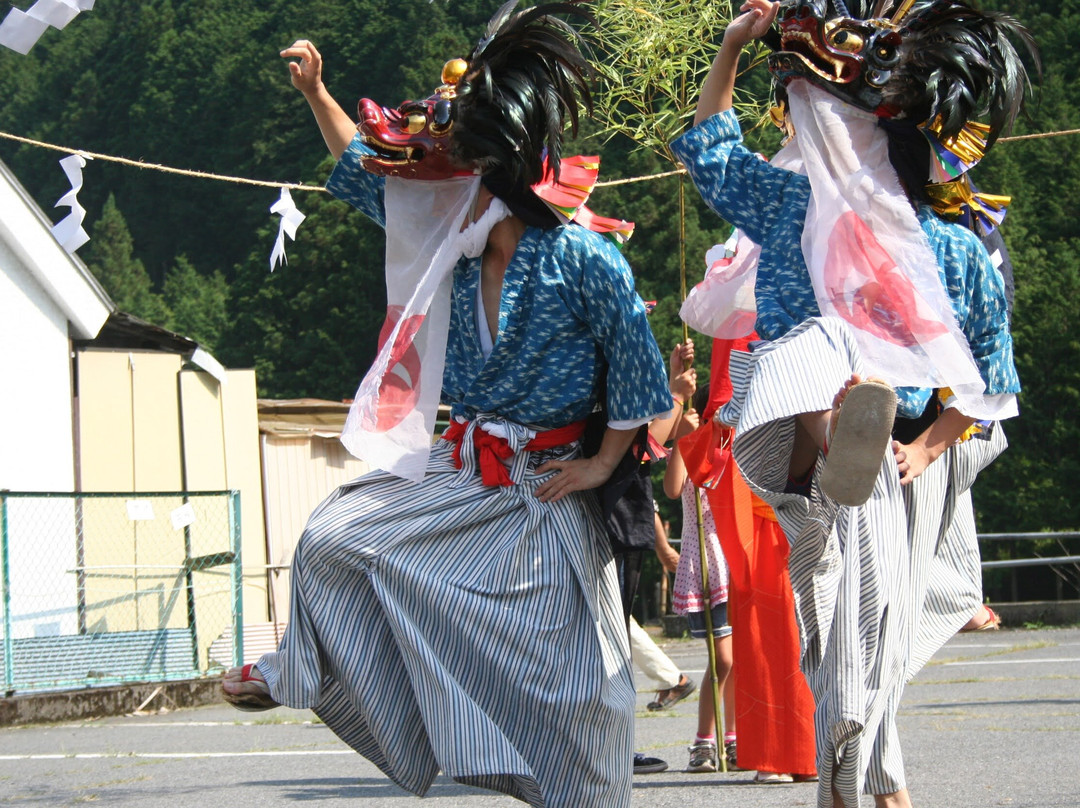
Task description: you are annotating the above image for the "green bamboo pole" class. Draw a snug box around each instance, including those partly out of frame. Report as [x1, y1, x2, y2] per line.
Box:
[585, 2, 755, 773]
[679, 174, 727, 773]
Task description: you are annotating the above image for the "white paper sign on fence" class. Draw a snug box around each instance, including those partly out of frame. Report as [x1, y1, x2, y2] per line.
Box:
[170, 503, 197, 531]
[126, 500, 155, 522]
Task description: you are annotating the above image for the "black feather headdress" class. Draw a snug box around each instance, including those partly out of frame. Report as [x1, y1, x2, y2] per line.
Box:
[768, 0, 1038, 227]
[883, 0, 1039, 147]
[451, 1, 595, 190]
[769, 0, 1038, 145]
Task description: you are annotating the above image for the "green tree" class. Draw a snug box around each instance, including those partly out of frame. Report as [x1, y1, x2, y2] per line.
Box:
[967, 0, 1080, 532]
[163, 255, 229, 351]
[2, 0, 1078, 538]
[217, 161, 386, 400]
[84, 194, 171, 325]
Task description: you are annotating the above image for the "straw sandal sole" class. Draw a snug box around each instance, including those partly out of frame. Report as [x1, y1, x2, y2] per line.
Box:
[820, 381, 897, 507]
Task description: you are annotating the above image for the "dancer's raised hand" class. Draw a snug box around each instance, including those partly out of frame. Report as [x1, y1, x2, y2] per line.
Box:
[279, 39, 355, 159]
[696, 0, 780, 123]
[281, 40, 325, 98]
[724, 0, 780, 49]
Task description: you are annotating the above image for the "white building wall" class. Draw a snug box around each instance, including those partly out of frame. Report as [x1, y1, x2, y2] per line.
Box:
[0, 238, 76, 493]
[0, 241, 80, 639]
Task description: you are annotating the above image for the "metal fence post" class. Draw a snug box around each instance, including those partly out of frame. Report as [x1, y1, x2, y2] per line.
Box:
[182, 496, 199, 670]
[1, 493, 12, 694]
[229, 490, 243, 667]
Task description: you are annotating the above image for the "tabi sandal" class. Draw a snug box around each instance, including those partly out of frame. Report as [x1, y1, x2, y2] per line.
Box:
[960, 605, 1002, 632]
[820, 380, 897, 507]
[223, 663, 278, 712]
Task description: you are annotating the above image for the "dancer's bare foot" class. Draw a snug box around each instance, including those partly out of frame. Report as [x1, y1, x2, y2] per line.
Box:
[960, 604, 1001, 632]
[827, 374, 895, 443]
[820, 376, 897, 506]
[827, 374, 862, 448]
[789, 374, 875, 481]
[222, 663, 278, 712]
[832, 786, 913, 807]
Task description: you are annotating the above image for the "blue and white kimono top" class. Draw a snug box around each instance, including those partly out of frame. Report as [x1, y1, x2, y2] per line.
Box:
[672, 110, 1020, 419]
[326, 133, 672, 430]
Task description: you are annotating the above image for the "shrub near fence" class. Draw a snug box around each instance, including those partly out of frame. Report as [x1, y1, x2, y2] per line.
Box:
[0, 491, 242, 695]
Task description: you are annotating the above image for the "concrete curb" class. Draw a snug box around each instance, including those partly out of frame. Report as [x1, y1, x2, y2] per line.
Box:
[0, 677, 223, 727]
[995, 599, 1080, 627]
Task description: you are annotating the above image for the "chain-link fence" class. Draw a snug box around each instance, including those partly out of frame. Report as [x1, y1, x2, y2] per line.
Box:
[0, 491, 242, 695]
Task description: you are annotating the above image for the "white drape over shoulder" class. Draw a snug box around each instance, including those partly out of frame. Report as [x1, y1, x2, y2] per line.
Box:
[784, 81, 985, 409]
[341, 175, 509, 482]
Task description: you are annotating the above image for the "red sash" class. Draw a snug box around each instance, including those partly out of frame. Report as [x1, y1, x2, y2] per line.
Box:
[442, 420, 587, 487]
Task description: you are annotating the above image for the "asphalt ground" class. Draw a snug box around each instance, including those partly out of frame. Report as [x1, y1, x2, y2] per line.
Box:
[0, 626, 1077, 807]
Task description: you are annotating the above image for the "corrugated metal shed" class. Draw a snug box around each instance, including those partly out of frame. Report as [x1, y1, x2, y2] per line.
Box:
[257, 398, 352, 438]
[257, 400, 452, 623]
[257, 399, 366, 624]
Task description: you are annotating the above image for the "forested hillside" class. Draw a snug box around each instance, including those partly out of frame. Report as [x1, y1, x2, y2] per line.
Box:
[1, 0, 1076, 536]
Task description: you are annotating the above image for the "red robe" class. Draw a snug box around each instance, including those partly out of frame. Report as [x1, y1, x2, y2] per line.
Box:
[679, 336, 816, 776]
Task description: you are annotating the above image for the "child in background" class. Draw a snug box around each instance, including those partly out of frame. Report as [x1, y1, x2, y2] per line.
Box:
[665, 383, 736, 773]
[677, 336, 817, 784]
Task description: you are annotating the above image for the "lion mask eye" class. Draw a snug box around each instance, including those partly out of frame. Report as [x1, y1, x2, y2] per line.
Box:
[825, 22, 864, 53]
[403, 112, 427, 134]
[430, 98, 454, 134]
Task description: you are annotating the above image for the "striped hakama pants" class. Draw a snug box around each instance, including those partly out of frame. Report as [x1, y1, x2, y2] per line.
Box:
[257, 429, 634, 807]
[727, 317, 1004, 806]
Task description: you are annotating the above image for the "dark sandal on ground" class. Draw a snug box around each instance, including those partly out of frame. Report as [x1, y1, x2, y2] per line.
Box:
[223, 663, 278, 712]
[820, 380, 897, 507]
[647, 673, 697, 711]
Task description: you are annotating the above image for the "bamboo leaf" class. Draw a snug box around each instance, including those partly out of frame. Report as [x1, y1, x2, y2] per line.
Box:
[587, 0, 771, 163]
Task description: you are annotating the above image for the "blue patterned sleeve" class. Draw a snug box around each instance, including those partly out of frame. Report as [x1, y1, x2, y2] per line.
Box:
[671, 110, 810, 246]
[949, 227, 1021, 395]
[325, 133, 387, 228]
[557, 228, 673, 422]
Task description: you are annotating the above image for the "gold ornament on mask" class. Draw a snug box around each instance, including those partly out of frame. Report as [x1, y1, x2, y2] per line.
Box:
[927, 118, 992, 168]
[925, 175, 1010, 222]
[438, 58, 469, 99]
[888, 0, 918, 27]
[769, 101, 796, 145]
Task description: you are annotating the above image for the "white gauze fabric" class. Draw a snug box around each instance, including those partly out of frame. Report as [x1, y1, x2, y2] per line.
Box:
[784, 80, 986, 411]
[340, 175, 509, 482]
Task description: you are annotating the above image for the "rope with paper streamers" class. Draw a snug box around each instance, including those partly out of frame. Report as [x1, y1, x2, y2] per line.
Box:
[0, 129, 321, 266]
[0, 129, 679, 190]
[3, 127, 1078, 195]
[0, 130, 326, 192]
[4, 124, 1080, 264]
